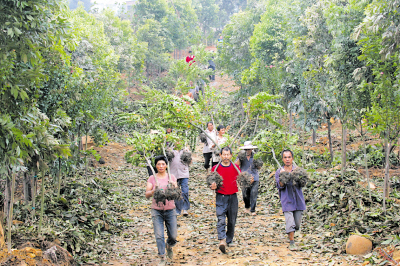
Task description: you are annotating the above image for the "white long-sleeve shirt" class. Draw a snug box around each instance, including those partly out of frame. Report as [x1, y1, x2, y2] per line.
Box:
[202, 129, 216, 153]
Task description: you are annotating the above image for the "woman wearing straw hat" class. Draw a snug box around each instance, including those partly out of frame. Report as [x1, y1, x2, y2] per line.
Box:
[235, 141, 260, 216]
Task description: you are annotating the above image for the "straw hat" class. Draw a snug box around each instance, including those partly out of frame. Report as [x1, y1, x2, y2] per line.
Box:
[239, 141, 258, 150]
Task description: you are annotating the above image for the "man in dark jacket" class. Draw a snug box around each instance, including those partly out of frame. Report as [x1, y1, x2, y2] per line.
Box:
[275, 149, 306, 251]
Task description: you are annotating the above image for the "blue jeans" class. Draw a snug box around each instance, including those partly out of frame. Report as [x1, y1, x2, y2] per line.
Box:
[175, 178, 190, 214]
[216, 193, 238, 244]
[242, 181, 259, 212]
[151, 209, 177, 256]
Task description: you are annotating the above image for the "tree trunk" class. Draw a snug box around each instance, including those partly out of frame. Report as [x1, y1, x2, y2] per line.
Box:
[31, 172, 37, 219]
[240, 97, 244, 122]
[57, 158, 61, 198]
[0, 211, 5, 249]
[341, 125, 347, 178]
[3, 176, 11, 222]
[38, 172, 46, 236]
[312, 128, 316, 146]
[253, 115, 259, 136]
[23, 172, 32, 204]
[327, 117, 334, 165]
[7, 172, 16, 253]
[85, 132, 88, 180]
[289, 112, 293, 136]
[363, 139, 372, 200]
[383, 136, 391, 213]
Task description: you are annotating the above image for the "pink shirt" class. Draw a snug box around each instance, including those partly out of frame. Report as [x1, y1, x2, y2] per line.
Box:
[147, 174, 177, 210]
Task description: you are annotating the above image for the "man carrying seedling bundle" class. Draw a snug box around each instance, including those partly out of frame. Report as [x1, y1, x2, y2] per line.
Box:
[170, 148, 191, 216]
[275, 149, 306, 251]
[235, 141, 260, 216]
[202, 122, 216, 173]
[209, 147, 241, 254]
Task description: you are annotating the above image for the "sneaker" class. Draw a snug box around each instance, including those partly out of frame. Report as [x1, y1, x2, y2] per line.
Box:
[219, 240, 227, 254]
[166, 244, 173, 259]
[289, 242, 297, 251]
[183, 210, 188, 217]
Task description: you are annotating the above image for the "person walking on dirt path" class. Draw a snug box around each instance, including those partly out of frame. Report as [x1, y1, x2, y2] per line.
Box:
[235, 141, 260, 216]
[211, 125, 227, 167]
[209, 147, 241, 254]
[145, 156, 178, 265]
[203, 121, 216, 173]
[170, 148, 190, 216]
[275, 149, 306, 251]
[208, 57, 216, 81]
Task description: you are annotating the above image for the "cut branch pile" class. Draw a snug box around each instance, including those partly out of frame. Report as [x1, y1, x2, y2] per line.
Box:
[199, 133, 208, 144]
[252, 158, 263, 169]
[165, 150, 175, 162]
[237, 172, 253, 190]
[165, 184, 182, 201]
[180, 151, 192, 166]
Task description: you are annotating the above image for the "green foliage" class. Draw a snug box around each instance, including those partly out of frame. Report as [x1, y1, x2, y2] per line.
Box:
[252, 129, 299, 168]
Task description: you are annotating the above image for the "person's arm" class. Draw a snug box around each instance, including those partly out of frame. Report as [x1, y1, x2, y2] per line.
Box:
[145, 181, 155, 199]
[235, 159, 241, 167]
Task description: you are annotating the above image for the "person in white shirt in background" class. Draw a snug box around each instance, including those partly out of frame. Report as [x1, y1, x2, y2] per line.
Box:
[211, 125, 227, 167]
[202, 121, 216, 173]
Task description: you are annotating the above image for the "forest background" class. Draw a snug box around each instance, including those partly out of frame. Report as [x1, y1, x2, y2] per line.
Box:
[1, 0, 400, 264]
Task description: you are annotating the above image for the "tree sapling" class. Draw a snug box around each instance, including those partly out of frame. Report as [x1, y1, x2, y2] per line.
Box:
[206, 172, 223, 190]
[237, 172, 253, 190]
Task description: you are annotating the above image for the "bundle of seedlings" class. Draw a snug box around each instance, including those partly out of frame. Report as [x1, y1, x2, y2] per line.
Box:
[165, 149, 175, 162]
[279, 171, 292, 186]
[165, 183, 182, 201]
[199, 133, 208, 144]
[237, 172, 253, 190]
[252, 158, 263, 169]
[180, 151, 192, 166]
[206, 171, 223, 190]
[237, 150, 247, 161]
[213, 148, 221, 157]
[153, 187, 167, 205]
[292, 167, 308, 187]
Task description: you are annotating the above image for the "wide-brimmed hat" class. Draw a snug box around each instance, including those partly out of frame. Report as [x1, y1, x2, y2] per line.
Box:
[239, 141, 257, 150]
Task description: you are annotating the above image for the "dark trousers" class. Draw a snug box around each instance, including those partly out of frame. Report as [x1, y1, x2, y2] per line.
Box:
[242, 181, 259, 212]
[208, 66, 215, 81]
[203, 152, 212, 169]
[216, 193, 238, 244]
[212, 161, 219, 167]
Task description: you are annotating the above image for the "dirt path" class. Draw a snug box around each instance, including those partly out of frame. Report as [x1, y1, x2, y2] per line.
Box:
[102, 153, 363, 266]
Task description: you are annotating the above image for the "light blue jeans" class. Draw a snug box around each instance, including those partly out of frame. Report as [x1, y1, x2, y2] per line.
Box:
[151, 208, 177, 256]
[175, 178, 190, 214]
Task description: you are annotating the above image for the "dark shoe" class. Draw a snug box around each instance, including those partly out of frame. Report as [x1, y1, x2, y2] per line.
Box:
[166, 244, 173, 259]
[219, 241, 227, 254]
